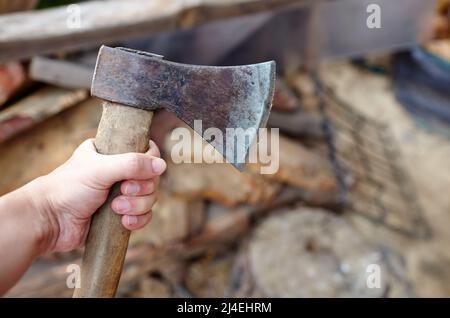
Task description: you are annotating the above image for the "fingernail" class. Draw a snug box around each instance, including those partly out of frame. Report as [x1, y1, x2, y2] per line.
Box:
[152, 158, 166, 174]
[126, 182, 140, 195]
[127, 215, 138, 226]
[116, 198, 131, 212]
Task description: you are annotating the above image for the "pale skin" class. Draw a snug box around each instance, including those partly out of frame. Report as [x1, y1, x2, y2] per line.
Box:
[0, 139, 166, 295]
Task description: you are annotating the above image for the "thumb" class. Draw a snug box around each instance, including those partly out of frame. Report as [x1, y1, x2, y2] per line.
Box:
[94, 152, 166, 187]
[76, 140, 166, 188]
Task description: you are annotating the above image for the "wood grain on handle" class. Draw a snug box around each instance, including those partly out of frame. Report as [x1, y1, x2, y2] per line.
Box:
[73, 101, 153, 298]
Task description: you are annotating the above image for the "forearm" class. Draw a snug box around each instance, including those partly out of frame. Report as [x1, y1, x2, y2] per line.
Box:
[0, 177, 54, 295]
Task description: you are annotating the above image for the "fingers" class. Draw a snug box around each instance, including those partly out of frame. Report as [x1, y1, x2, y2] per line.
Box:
[120, 179, 157, 196]
[121, 212, 152, 230]
[112, 189, 157, 230]
[111, 194, 157, 216]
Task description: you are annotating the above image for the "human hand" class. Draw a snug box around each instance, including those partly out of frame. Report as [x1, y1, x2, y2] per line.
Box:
[29, 139, 166, 254]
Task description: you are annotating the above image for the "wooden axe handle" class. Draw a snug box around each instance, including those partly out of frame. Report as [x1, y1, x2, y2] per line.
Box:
[73, 101, 153, 298]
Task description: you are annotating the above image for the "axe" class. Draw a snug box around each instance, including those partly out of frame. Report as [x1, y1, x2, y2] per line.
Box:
[73, 46, 275, 297]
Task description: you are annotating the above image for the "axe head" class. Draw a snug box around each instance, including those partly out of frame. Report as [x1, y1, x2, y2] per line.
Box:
[91, 46, 275, 169]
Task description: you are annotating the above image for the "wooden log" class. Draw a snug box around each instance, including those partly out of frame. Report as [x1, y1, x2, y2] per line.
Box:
[187, 207, 251, 251]
[166, 161, 281, 207]
[5, 244, 167, 298]
[287, 71, 320, 111]
[130, 192, 205, 246]
[0, 0, 302, 62]
[164, 126, 335, 204]
[247, 134, 337, 192]
[7, 190, 343, 297]
[0, 97, 101, 196]
[185, 253, 234, 297]
[0, 86, 88, 143]
[127, 276, 173, 298]
[268, 109, 323, 139]
[235, 208, 409, 297]
[30, 55, 94, 89]
[163, 127, 281, 206]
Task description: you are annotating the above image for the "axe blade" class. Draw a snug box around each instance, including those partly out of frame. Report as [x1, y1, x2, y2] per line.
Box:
[92, 46, 275, 169]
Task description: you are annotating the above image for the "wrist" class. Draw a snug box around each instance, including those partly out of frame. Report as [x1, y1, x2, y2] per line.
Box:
[20, 176, 60, 255]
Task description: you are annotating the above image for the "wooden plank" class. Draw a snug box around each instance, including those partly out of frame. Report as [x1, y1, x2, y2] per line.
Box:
[30, 55, 94, 89]
[0, 86, 88, 143]
[0, 0, 300, 62]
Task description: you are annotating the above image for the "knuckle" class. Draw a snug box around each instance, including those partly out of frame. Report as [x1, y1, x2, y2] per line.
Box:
[146, 180, 155, 193]
[138, 195, 155, 212]
[127, 155, 144, 176]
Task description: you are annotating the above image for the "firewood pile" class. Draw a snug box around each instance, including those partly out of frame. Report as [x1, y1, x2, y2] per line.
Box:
[1, 0, 450, 298]
[1, 65, 423, 298]
[0, 67, 346, 297]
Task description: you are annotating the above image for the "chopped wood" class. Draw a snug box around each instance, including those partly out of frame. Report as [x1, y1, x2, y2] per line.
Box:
[185, 253, 234, 297]
[30, 55, 94, 89]
[0, 98, 101, 195]
[240, 208, 395, 297]
[0, 0, 301, 62]
[127, 276, 174, 298]
[0, 86, 88, 143]
[7, 195, 339, 297]
[0, 62, 28, 107]
[268, 109, 323, 139]
[163, 127, 281, 206]
[186, 207, 251, 251]
[166, 162, 281, 207]
[180, 187, 343, 254]
[130, 192, 205, 246]
[247, 134, 337, 192]
[287, 71, 320, 111]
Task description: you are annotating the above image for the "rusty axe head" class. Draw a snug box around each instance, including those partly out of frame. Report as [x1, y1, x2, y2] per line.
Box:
[91, 46, 275, 169]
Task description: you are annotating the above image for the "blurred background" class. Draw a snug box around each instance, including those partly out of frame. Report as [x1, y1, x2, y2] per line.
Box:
[1, 0, 450, 297]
